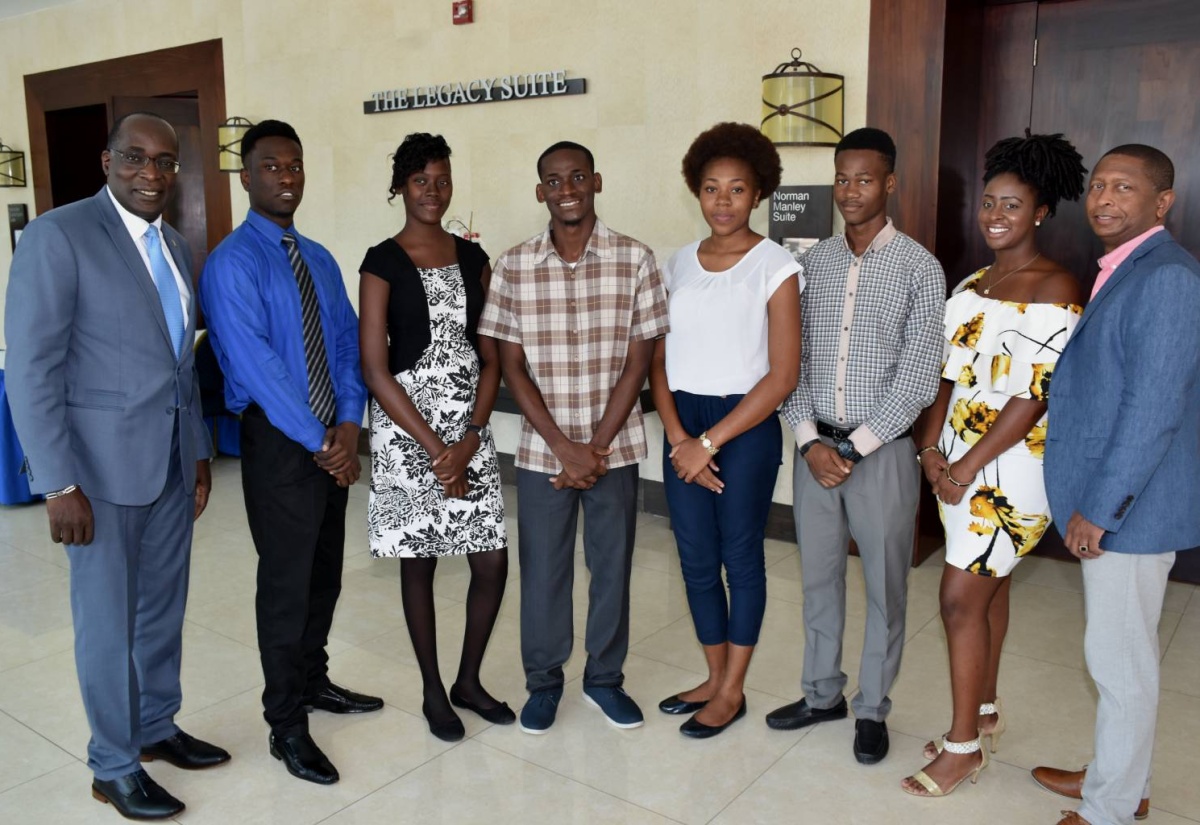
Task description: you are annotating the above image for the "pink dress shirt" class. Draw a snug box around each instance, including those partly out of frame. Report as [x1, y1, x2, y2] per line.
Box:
[1091, 225, 1166, 299]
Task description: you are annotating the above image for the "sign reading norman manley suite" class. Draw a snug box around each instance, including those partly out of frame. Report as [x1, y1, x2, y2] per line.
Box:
[364, 69, 586, 114]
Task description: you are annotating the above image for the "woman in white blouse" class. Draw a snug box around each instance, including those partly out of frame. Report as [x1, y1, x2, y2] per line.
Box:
[650, 122, 803, 738]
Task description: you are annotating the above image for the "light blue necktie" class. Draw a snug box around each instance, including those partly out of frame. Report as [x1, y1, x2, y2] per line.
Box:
[143, 225, 185, 358]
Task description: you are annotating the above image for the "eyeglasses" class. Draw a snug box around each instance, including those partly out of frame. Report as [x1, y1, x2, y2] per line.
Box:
[109, 148, 181, 174]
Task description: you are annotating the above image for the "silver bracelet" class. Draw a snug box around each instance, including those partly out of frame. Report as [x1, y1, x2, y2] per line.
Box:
[45, 484, 78, 499]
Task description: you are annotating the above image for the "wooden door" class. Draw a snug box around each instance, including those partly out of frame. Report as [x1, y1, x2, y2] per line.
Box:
[112, 97, 207, 280]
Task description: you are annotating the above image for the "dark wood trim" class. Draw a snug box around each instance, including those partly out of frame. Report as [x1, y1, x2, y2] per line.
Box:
[23, 39, 231, 254]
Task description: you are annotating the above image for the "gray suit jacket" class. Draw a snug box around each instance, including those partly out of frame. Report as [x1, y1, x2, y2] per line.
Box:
[4, 187, 212, 505]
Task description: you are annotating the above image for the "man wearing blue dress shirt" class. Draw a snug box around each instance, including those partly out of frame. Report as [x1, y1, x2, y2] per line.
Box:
[199, 119, 381, 786]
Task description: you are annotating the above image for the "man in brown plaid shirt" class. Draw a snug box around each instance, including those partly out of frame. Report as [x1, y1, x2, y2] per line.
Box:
[479, 141, 669, 734]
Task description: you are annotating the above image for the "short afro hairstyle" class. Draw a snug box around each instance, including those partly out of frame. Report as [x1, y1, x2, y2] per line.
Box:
[983, 133, 1086, 218]
[106, 111, 175, 150]
[240, 119, 302, 167]
[834, 127, 896, 173]
[681, 122, 782, 198]
[1101, 143, 1175, 192]
[537, 140, 595, 177]
[389, 133, 452, 201]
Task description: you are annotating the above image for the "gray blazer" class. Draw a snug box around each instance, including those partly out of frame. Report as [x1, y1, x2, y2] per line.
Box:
[4, 187, 212, 506]
[1045, 230, 1200, 553]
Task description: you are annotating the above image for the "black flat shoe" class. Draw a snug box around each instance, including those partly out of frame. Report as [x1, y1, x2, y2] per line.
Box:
[269, 732, 339, 784]
[92, 769, 184, 820]
[680, 698, 747, 739]
[304, 683, 384, 714]
[765, 697, 848, 730]
[449, 686, 516, 725]
[658, 693, 709, 716]
[853, 718, 890, 765]
[423, 702, 465, 742]
[140, 729, 231, 769]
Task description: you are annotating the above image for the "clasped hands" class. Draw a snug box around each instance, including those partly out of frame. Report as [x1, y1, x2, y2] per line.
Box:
[430, 430, 481, 499]
[549, 440, 613, 490]
[315, 422, 362, 487]
[669, 434, 724, 494]
[919, 449, 977, 505]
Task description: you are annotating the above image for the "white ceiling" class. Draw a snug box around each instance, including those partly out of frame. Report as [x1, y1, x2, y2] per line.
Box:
[0, 0, 82, 21]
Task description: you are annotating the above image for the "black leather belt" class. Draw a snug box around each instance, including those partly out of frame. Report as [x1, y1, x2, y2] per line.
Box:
[816, 421, 912, 441]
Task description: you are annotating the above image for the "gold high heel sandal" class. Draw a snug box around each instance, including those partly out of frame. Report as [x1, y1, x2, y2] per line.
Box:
[979, 697, 1005, 753]
[903, 735, 989, 797]
[923, 699, 1006, 759]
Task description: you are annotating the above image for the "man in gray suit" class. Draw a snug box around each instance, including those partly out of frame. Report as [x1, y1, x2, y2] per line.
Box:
[5, 112, 229, 821]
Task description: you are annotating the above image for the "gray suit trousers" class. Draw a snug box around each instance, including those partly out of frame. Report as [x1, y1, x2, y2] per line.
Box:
[516, 465, 638, 693]
[1079, 550, 1173, 825]
[66, 429, 192, 780]
[793, 436, 919, 721]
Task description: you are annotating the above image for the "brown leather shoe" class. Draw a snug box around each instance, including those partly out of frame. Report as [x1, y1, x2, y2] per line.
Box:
[1032, 766, 1150, 820]
[1056, 813, 1090, 825]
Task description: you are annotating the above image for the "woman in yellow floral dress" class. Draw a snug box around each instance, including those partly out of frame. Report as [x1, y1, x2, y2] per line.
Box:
[902, 134, 1086, 797]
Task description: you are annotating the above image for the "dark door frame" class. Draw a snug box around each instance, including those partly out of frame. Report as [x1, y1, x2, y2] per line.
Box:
[22, 39, 231, 254]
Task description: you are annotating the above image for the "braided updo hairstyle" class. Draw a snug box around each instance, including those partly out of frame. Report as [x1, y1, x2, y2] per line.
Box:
[389, 133, 451, 202]
[982, 133, 1086, 218]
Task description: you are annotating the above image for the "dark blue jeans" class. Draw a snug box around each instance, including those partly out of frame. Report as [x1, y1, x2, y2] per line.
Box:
[664, 391, 781, 646]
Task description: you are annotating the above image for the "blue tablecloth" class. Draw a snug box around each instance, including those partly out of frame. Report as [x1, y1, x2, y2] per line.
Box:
[0, 367, 38, 505]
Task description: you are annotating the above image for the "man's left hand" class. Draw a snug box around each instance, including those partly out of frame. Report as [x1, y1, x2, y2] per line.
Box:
[1064, 511, 1106, 559]
[194, 460, 212, 520]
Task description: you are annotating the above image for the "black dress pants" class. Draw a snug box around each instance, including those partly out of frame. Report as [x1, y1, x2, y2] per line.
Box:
[240, 406, 347, 737]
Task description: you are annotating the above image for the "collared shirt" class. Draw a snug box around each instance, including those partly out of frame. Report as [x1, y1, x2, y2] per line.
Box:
[106, 186, 190, 325]
[1091, 225, 1166, 299]
[199, 209, 366, 453]
[781, 218, 945, 456]
[478, 219, 670, 474]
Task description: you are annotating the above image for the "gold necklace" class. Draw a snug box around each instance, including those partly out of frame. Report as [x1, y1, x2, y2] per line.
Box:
[983, 252, 1041, 295]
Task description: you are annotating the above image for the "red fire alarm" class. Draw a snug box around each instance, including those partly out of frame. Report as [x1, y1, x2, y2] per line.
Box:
[452, 0, 473, 25]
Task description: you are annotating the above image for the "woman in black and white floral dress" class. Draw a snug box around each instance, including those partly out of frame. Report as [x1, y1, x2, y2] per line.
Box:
[359, 133, 511, 742]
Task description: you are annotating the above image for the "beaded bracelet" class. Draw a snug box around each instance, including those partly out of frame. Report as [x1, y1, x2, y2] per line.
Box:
[943, 466, 970, 487]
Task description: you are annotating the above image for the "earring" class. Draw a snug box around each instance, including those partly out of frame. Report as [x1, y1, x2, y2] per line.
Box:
[1035, 220, 1042, 227]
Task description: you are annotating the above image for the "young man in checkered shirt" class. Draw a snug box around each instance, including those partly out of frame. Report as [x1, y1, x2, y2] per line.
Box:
[478, 141, 669, 734]
[767, 128, 946, 765]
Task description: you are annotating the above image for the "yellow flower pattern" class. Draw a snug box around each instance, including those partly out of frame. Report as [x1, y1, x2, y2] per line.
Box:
[949, 397, 999, 446]
[992, 353, 1012, 386]
[951, 313, 985, 349]
[1025, 421, 1047, 459]
[1029, 363, 1053, 401]
[958, 361, 977, 388]
[961, 486, 1051, 576]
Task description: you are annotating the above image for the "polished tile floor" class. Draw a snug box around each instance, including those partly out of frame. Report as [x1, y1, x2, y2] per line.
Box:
[2, 457, 1199, 824]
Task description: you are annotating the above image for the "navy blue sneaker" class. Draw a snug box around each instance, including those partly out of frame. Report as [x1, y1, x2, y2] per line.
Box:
[582, 685, 644, 729]
[519, 688, 563, 735]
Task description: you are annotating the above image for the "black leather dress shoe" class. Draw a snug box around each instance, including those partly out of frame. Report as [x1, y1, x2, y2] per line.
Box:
[853, 718, 889, 765]
[304, 683, 384, 714]
[140, 729, 231, 769]
[92, 769, 184, 820]
[680, 698, 747, 739]
[658, 693, 709, 716]
[269, 732, 339, 784]
[765, 697, 848, 730]
[449, 686, 516, 725]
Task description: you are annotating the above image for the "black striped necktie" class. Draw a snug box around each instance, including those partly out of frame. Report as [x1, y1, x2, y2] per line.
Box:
[281, 233, 336, 426]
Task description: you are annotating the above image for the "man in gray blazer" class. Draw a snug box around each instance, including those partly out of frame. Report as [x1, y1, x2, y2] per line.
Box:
[5, 112, 229, 821]
[1038, 144, 1200, 825]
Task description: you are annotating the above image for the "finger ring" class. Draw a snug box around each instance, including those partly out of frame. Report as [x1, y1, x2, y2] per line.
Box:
[1078, 545, 1088, 554]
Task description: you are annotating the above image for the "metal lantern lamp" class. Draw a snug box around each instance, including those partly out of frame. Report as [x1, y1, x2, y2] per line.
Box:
[761, 48, 844, 147]
[218, 117, 254, 172]
[0, 139, 27, 187]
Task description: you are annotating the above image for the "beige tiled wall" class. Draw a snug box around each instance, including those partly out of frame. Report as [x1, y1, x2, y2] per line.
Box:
[0, 0, 871, 499]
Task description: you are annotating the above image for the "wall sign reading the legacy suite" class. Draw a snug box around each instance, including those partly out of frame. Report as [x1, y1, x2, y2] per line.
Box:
[365, 70, 586, 115]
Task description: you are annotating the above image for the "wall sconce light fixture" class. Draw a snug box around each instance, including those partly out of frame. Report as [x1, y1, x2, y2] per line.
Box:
[761, 49, 844, 147]
[0, 139, 28, 187]
[218, 117, 255, 172]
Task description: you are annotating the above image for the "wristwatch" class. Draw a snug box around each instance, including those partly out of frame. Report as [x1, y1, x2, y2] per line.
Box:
[798, 438, 820, 458]
[465, 424, 483, 437]
[699, 431, 720, 456]
[835, 439, 864, 464]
